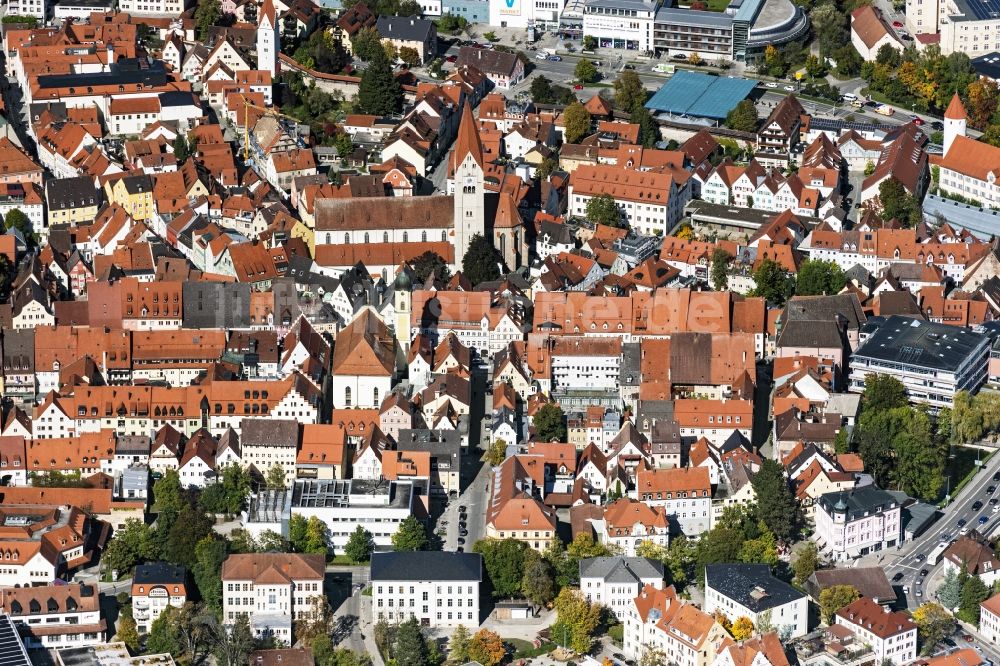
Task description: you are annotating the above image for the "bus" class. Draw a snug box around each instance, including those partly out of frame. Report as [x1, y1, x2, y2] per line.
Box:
[927, 539, 951, 566]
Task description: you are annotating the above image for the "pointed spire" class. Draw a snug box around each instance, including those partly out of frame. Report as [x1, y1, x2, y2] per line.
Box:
[450, 99, 483, 174]
[945, 92, 967, 120]
[259, 0, 277, 27]
[494, 191, 522, 229]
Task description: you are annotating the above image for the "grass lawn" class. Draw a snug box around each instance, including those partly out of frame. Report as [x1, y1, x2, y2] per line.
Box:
[506, 638, 555, 659]
[328, 554, 364, 565]
[678, 0, 730, 11]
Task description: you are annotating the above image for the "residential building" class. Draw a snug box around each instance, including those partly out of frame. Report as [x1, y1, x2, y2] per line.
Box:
[834, 597, 916, 666]
[0, 583, 104, 649]
[756, 96, 804, 167]
[936, 94, 1000, 210]
[982, 593, 1000, 646]
[132, 563, 188, 634]
[376, 15, 437, 63]
[634, 467, 712, 536]
[220, 553, 325, 642]
[814, 486, 902, 561]
[580, 556, 664, 621]
[371, 551, 482, 627]
[704, 564, 809, 639]
[942, 532, 1000, 587]
[568, 164, 690, 236]
[622, 584, 728, 666]
[850, 5, 903, 59]
[455, 46, 525, 89]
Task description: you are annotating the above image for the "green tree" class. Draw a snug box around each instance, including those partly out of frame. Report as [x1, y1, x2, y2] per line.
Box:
[266, 463, 287, 489]
[447, 625, 472, 664]
[521, 551, 556, 608]
[752, 459, 797, 540]
[399, 46, 421, 67]
[392, 516, 428, 551]
[303, 515, 329, 555]
[172, 135, 190, 162]
[795, 259, 846, 296]
[819, 585, 859, 624]
[333, 133, 354, 161]
[117, 608, 140, 651]
[563, 102, 592, 144]
[710, 247, 732, 291]
[750, 258, 794, 305]
[352, 27, 384, 62]
[536, 156, 559, 180]
[583, 35, 597, 50]
[314, 642, 373, 666]
[958, 575, 990, 624]
[810, 2, 847, 57]
[805, 54, 826, 78]
[102, 518, 156, 577]
[4, 209, 31, 237]
[614, 70, 646, 111]
[912, 602, 955, 654]
[147, 605, 183, 652]
[467, 629, 505, 666]
[208, 613, 255, 666]
[164, 502, 215, 570]
[531, 75, 556, 104]
[725, 99, 759, 132]
[834, 45, 862, 76]
[195, 0, 221, 40]
[863, 374, 908, 412]
[533, 403, 566, 442]
[358, 47, 402, 115]
[345, 525, 375, 562]
[585, 193, 624, 228]
[473, 538, 528, 598]
[289, 514, 310, 552]
[793, 542, 819, 586]
[879, 177, 921, 226]
[394, 618, 429, 666]
[412, 250, 451, 283]
[696, 528, 744, 584]
[630, 104, 658, 148]
[461, 233, 502, 285]
[937, 568, 962, 608]
[575, 59, 598, 84]
[192, 535, 229, 612]
[485, 437, 508, 466]
[893, 410, 946, 501]
[739, 524, 779, 567]
[552, 588, 602, 654]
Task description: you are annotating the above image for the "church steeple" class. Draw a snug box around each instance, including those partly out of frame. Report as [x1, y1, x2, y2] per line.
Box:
[451, 99, 485, 266]
[450, 100, 483, 175]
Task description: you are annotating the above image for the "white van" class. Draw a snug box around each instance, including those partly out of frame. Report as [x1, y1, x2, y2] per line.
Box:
[841, 92, 857, 101]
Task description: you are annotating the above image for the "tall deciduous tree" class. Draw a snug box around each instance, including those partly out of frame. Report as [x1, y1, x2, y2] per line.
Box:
[792, 542, 819, 586]
[614, 70, 646, 112]
[117, 608, 140, 651]
[750, 259, 793, 305]
[467, 629, 505, 666]
[193, 535, 229, 612]
[552, 588, 602, 654]
[102, 518, 156, 577]
[819, 585, 859, 624]
[585, 193, 624, 228]
[795, 259, 846, 296]
[912, 603, 955, 654]
[710, 248, 732, 291]
[195, 0, 221, 40]
[520, 551, 556, 608]
[533, 403, 566, 442]
[725, 99, 759, 132]
[563, 102, 592, 144]
[473, 538, 528, 598]
[575, 59, 598, 84]
[392, 516, 428, 551]
[345, 525, 375, 562]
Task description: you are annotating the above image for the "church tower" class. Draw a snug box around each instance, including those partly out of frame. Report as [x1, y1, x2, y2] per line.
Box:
[494, 191, 525, 270]
[943, 92, 967, 158]
[451, 100, 485, 265]
[257, 0, 279, 77]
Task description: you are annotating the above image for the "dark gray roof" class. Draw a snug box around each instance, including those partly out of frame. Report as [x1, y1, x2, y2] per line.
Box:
[182, 282, 252, 328]
[705, 563, 806, 611]
[620, 342, 641, 386]
[397, 429, 462, 469]
[45, 176, 100, 211]
[134, 561, 187, 585]
[241, 418, 299, 448]
[853, 315, 990, 372]
[816, 485, 899, 520]
[784, 294, 866, 330]
[375, 15, 435, 42]
[2, 328, 34, 372]
[38, 57, 167, 90]
[371, 551, 482, 582]
[457, 46, 520, 77]
[776, 319, 845, 349]
[579, 556, 664, 583]
[972, 52, 1000, 81]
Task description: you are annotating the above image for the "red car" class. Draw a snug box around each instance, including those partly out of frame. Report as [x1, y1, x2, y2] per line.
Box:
[574, 84, 583, 90]
[892, 20, 903, 27]
[911, 115, 924, 126]
[446, 55, 457, 62]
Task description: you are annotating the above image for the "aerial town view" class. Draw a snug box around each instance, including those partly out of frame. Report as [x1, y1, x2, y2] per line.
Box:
[8, 0, 1000, 662]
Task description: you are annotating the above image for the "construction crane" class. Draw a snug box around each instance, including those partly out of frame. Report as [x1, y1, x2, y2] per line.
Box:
[241, 97, 303, 162]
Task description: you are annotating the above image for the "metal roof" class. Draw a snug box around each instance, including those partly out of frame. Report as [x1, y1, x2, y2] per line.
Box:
[645, 70, 757, 120]
[854, 315, 990, 372]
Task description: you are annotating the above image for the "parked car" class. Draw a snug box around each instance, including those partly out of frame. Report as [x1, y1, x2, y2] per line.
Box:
[573, 84, 583, 90]
[765, 82, 778, 88]
[549, 55, 562, 61]
[892, 20, 903, 27]
[989, 486, 997, 493]
[981, 516, 989, 525]
[931, 120, 944, 130]
[672, 53, 687, 60]
[536, 52, 549, 60]
[911, 115, 924, 125]
[446, 55, 457, 62]
[892, 572, 904, 582]
[783, 85, 795, 91]
[973, 501, 983, 510]
[992, 471, 999, 481]
[916, 589, 923, 597]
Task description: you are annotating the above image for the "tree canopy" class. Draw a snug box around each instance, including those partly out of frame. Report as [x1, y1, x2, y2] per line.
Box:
[533, 403, 566, 442]
[879, 177, 922, 226]
[585, 193, 625, 228]
[563, 102, 592, 144]
[473, 538, 529, 598]
[750, 259, 794, 305]
[461, 233, 502, 286]
[725, 99, 759, 132]
[751, 459, 798, 540]
[575, 59, 599, 84]
[795, 259, 846, 296]
[392, 516, 429, 551]
[358, 47, 402, 115]
[614, 70, 647, 112]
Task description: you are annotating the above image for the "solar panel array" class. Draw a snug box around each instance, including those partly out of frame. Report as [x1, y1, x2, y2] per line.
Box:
[0, 614, 31, 666]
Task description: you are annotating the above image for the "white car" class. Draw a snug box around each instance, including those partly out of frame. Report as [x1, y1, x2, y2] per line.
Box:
[765, 82, 778, 88]
[535, 52, 548, 60]
[783, 85, 795, 91]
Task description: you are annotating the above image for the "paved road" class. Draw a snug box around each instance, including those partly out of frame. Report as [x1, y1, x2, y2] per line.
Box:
[858, 448, 1000, 610]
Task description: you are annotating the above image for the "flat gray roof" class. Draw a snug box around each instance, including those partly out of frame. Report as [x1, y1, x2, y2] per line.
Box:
[855, 314, 990, 372]
[655, 7, 733, 27]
